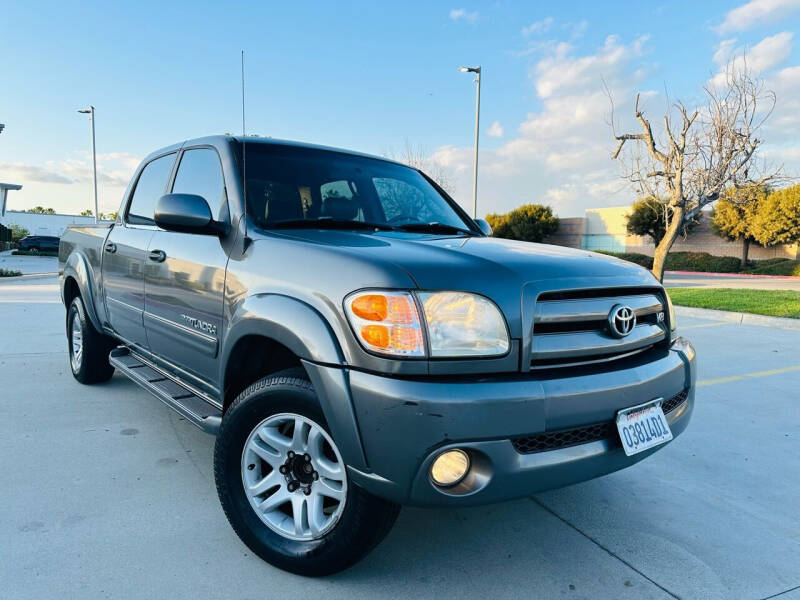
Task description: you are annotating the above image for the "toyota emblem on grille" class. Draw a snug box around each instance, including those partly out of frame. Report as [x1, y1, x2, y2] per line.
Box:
[608, 304, 636, 338]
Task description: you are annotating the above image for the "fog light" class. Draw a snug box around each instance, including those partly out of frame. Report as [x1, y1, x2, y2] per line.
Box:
[430, 449, 470, 487]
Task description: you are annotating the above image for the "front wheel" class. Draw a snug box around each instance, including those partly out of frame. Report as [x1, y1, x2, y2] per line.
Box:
[214, 371, 400, 576]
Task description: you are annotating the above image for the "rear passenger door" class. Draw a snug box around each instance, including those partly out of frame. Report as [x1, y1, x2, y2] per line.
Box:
[143, 147, 230, 397]
[103, 152, 176, 350]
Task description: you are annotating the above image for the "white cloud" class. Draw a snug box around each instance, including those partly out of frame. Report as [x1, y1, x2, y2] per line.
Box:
[487, 121, 504, 138]
[522, 17, 553, 36]
[716, 0, 800, 34]
[0, 163, 74, 184]
[0, 151, 140, 214]
[430, 35, 653, 217]
[533, 34, 649, 98]
[709, 31, 793, 86]
[449, 8, 478, 23]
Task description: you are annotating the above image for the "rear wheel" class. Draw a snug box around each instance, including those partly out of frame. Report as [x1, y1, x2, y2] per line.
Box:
[67, 296, 115, 384]
[214, 371, 400, 576]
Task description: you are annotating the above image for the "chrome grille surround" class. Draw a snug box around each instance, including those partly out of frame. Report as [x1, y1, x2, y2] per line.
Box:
[531, 287, 668, 368]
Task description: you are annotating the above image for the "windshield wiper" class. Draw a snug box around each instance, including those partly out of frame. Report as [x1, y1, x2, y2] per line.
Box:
[269, 217, 396, 231]
[395, 222, 477, 236]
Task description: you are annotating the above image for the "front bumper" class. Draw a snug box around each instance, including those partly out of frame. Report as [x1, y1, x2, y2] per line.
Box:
[307, 337, 696, 507]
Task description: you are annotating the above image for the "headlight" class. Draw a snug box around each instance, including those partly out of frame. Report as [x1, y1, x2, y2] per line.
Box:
[344, 291, 425, 357]
[345, 290, 510, 358]
[419, 292, 509, 357]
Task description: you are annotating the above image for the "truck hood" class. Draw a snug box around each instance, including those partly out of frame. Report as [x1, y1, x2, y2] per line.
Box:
[269, 230, 661, 338]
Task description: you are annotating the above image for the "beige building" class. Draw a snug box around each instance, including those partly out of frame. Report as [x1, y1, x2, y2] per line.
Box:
[550, 205, 799, 261]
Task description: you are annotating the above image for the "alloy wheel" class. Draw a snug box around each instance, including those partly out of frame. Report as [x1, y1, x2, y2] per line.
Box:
[241, 413, 347, 541]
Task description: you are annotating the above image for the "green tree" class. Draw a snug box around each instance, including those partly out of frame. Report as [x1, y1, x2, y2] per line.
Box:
[751, 184, 800, 248]
[485, 211, 511, 238]
[27, 206, 56, 214]
[101, 211, 118, 221]
[486, 204, 559, 243]
[626, 197, 699, 246]
[80, 209, 93, 216]
[711, 187, 768, 265]
[10, 224, 29, 241]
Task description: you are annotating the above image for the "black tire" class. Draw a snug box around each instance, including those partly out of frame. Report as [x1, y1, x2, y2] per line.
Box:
[67, 296, 116, 384]
[214, 370, 400, 576]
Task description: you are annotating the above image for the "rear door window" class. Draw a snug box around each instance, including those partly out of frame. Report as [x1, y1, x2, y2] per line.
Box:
[127, 153, 176, 225]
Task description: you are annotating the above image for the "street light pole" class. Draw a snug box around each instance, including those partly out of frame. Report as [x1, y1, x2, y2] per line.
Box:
[78, 106, 99, 223]
[459, 66, 481, 218]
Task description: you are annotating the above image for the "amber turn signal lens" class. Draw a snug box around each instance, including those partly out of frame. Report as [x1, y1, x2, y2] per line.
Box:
[351, 294, 388, 321]
[345, 291, 425, 357]
[361, 324, 390, 348]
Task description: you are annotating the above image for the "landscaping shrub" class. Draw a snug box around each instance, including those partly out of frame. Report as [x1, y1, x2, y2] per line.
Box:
[663, 252, 741, 273]
[593, 251, 653, 268]
[596, 251, 741, 273]
[0, 268, 22, 277]
[743, 260, 800, 276]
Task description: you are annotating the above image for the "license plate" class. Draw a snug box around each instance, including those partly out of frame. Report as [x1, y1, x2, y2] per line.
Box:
[616, 400, 673, 456]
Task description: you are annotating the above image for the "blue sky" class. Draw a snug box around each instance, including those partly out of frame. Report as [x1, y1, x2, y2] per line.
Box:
[2, 0, 799, 217]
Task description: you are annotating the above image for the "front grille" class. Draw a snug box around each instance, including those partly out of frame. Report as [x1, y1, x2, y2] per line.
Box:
[661, 389, 689, 414]
[531, 287, 668, 369]
[511, 389, 689, 454]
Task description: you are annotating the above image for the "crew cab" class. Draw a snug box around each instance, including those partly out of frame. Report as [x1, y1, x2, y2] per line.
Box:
[59, 135, 696, 575]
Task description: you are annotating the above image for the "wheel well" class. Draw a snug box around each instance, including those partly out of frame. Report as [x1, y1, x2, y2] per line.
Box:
[223, 335, 304, 412]
[63, 276, 80, 307]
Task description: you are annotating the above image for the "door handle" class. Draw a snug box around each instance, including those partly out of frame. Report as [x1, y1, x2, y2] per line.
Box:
[148, 249, 167, 262]
[104, 242, 117, 253]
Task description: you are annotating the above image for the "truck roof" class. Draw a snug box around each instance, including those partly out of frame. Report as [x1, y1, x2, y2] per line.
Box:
[143, 135, 405, 167]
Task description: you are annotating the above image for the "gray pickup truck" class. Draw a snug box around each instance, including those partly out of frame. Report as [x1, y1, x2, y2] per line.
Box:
[59, 135, 696, 575]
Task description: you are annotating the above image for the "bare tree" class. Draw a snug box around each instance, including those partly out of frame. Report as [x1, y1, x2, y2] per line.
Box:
[384, 140, 454, 194]
[610, 61, 781, 280]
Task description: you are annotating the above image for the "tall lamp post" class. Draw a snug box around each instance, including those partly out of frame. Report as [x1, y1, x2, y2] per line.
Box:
[459, 66, 481, 218]
[77, 107, 99, 223]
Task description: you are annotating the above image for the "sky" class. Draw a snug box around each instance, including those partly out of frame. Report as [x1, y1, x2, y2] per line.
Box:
[1, 0, 800, 219]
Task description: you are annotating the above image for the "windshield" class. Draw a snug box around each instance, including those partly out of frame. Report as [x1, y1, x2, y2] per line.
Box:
[240, 142, 474, 233]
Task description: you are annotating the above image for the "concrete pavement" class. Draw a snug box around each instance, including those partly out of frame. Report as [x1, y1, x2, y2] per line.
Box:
[663, 271, 800, 291]
[2, 276, 799, 599]
[0, 250, 58, 275]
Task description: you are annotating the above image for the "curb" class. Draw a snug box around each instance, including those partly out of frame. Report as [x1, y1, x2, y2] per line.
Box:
[665, 270, 798, 280]
[674, 305, 800, 330]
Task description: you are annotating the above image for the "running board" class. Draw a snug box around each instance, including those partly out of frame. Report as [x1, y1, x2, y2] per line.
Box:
[109, 347, 222, 435]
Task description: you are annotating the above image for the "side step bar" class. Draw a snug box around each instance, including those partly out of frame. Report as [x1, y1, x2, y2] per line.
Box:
[109, 347, 222, 435]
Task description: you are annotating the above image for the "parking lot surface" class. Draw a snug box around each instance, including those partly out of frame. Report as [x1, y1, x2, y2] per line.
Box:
[2, 276, 799, 600]
[663, 271, 800, 291]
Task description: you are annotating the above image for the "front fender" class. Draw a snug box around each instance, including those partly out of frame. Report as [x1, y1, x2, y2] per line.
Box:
[221, 294, 368, 469]
[221, 293, 345, 369]
[62, 252, 104, 332]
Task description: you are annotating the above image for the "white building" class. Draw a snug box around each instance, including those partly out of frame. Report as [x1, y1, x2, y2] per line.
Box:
[0, 210, 104, 237]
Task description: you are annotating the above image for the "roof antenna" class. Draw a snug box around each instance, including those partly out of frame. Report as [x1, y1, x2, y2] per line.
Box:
[240, 49, 250, 247]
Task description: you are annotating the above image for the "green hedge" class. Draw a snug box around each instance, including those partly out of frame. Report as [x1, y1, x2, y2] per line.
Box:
[743, 259, 800, 276]
[594, 251, 653, 268]
[0, 268, 22, 277]
[11, 249, 58, 257]
[596, 251, 741, 273]
[665, 252, 741, 273]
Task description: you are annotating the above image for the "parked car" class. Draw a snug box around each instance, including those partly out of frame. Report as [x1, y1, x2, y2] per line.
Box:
[18, 235, 60, 252]
[59, 136, 696, 576]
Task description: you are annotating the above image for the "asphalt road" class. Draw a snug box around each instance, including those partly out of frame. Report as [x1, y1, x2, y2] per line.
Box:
[2, 276, 799, 600]
[663, 271, 800, 291]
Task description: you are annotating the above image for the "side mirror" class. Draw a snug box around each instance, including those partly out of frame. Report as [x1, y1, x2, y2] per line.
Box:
[474, 218, 493, 237]
[154, 194, 222, 235]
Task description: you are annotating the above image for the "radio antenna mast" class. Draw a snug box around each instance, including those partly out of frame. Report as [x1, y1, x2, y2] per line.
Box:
[241, 50, 248, 242]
